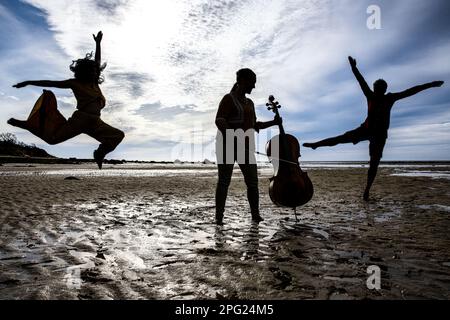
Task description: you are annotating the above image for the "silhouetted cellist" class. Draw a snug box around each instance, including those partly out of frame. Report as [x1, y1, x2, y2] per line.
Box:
[304, 56, 444, 200]
[215, 68, 281, 225]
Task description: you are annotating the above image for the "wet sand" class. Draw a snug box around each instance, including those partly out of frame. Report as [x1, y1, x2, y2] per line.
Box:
[0, 163, 449, 300]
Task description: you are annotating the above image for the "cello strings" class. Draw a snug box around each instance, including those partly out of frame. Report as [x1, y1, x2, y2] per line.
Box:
[242, 147, 298, 165]
[255, 151, 298, 165]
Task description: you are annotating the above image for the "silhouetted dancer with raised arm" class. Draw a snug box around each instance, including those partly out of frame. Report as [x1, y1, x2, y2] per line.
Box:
[215, 68, 281, 225]
[8, 31, 124, 169]
[303, 56, 444, 201]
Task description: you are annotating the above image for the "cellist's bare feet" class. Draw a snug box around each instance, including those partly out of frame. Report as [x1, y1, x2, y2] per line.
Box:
[93, 149, 105, 170]
[363, 189, 370, 201]
[215, 213, 224, 225]
[303, 142, 318, 150]
[251, 214, 264, 223]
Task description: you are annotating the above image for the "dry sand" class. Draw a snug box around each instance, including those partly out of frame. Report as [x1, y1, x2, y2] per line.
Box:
[0, 163, 449, 300]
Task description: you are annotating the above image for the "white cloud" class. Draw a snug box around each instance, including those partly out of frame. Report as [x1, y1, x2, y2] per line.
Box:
[21, 0, 333, 152]
[2, 0, 448, 161]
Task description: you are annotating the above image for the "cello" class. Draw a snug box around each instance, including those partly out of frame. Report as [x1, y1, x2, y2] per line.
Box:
[265, 95, 314, 220]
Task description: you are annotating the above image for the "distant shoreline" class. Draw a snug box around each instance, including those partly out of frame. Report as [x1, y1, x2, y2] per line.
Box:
[1, 155, 450, 166]
[0, 156, 209, 165]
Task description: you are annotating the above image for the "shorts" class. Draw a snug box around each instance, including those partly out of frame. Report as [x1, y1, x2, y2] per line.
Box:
[342, 125, 387, 159]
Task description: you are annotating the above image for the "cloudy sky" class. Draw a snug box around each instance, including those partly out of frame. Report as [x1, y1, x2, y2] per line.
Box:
[1, 0, 449, 161]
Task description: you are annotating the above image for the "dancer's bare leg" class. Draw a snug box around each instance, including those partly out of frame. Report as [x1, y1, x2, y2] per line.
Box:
[303, 133, 353, 150]
[87, 118, 125, 169]
[363, 156, 381, 201]
[7, 118, 29, 130]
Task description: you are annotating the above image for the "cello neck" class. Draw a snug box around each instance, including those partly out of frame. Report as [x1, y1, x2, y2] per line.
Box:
[274, 107, 289, 158]
[274, 107, 286, 137]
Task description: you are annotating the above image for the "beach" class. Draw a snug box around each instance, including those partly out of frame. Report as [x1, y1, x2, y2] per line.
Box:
[0, 162, 449, 300]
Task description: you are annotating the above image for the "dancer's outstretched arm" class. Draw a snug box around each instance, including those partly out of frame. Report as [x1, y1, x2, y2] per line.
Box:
[93, 31, 103, 66]
[13, 80, 73, 89]
[391, 81, 444, 101]
[348, 56, 373, 98]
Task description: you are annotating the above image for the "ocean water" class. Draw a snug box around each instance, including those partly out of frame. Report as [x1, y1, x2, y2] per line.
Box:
[391, 170, 450, 180]
[1, 161, 450, 179]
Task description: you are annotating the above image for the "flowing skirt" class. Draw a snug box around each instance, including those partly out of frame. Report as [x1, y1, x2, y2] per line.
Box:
[25, 90, 67, 144]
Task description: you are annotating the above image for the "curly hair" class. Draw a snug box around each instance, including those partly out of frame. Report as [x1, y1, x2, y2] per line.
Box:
[70, 52, 107, 84]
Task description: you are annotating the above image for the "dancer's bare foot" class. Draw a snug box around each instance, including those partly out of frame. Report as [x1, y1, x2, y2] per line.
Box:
[7, 118, 20, 127]
[303, 142, 318, 150]
[7, 118, 30, 130]
[93, 149, 105, 170]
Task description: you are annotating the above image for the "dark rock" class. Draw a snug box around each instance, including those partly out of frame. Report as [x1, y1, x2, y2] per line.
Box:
[0, 279, 20, 285]
[96, 253, 106, 260]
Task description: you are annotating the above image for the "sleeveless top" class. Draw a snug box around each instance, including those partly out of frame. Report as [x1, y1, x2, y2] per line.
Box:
[215, 92, 258, 163]
[69, 79, 106, 116]
[362, 94, 396, 138]
[216, 92, 257, 131]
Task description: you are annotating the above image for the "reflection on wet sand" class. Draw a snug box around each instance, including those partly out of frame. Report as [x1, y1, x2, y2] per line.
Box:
[0, 163, 449, 299]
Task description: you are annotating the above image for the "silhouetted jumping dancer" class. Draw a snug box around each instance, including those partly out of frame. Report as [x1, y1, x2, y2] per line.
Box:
[8, 31, 124, 169]
[215, 68, 281, 225]
[303, 56, 444, 200]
